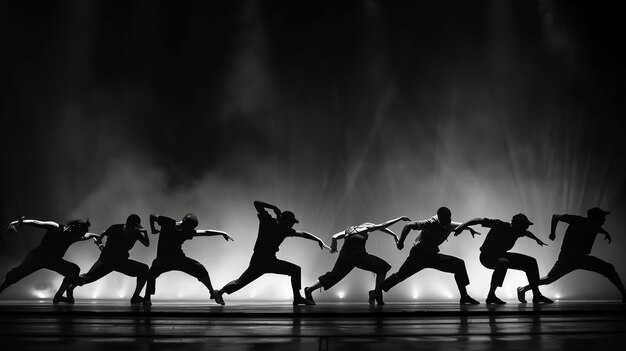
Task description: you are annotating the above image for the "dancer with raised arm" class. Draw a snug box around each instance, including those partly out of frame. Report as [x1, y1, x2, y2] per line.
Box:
[144, 213, 234, 305]
[1, 217, 97, 303]
[214, 201, 330, 305]
[59, 214, 151, 304]
[304, 216, 410, 305]
[455, 213, 553, 304]
[517, 208, 626, 303]
[372, 207, 480, 304]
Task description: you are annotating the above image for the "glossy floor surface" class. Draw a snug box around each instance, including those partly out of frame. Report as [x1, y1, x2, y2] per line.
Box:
[1, 300, 625, 350]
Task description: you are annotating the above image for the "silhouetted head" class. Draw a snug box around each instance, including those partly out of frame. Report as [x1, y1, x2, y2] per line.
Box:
[125, 214, 144, 233]
[587, 207, 609, 226]
[66, 219, 90, 236]
[511, 213, 533, 231]
[278, 211, 299, 228]
[180, 213, 199, 231]
[437, 207, 452, 226]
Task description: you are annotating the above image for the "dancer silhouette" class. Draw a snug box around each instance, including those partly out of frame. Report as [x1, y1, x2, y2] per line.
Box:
[214, 201, 330, 305]
[1, 217, 97, 303]
[372, 207, 480, 304]
[144, 213, 234, 305]
[455, 214, 553, 304]
[59, 214, 151, 304]
[304, 216, 410, 305]
[517, 208, 626, 302]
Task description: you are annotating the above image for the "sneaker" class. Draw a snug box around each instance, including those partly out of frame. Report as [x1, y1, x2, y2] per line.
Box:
[532, 295, 554, 304]
[52, 296, 74, 304]
[368, 290, 376, 305]
[486, 295, 506, 305]
[460, 295, 479, 305]
[130, 295, 144, 304]
[304, 287, 316, 305]
[375, 290, 385, 305]
[516, 287, 527, 303]
[293, 296, 315, 306]
[213, 291, 225, 305]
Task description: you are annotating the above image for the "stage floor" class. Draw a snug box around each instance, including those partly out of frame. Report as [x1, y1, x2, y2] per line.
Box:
[1, 300, 625, 350]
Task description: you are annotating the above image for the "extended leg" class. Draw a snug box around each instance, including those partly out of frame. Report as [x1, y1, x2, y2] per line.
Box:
[432, 254, 478, 304]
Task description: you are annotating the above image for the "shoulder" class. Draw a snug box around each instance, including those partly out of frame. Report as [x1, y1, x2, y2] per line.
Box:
[157, 216, 176, 226]
[482, 218, 504, 228]
[560, 214, 582, 224]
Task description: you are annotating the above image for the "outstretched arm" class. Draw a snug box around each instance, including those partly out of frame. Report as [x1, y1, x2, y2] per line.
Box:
[195, 229, 234, 242]
[80, 232, 100, 241]
[453, 218, 484, 235]
[6, 217, 59, 233]
[548, 214, 563, 241]
[368, 216, 411, 232]
[526, 231, 547, 246]
[380, 227, 400, 243]
[294, 231, 331, 251]
[254, 200, 281, 217]
[452, 222, 481, 238]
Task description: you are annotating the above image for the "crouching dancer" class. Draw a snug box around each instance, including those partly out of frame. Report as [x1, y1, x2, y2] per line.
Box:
[1, 217, 97, 303]
[59, 214, 151, 304]
[144, 213, 234, 305]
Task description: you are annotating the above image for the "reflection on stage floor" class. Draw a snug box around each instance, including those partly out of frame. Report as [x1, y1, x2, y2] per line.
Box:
[1, 300, 625, 350]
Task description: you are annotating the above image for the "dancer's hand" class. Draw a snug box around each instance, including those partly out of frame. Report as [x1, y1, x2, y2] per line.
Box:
[318, 240, 331, 251]
[548, 232, 556, 241]
[536, 239, 547, 247]
[468, 228, 481, 238]
[604, 233, 612, 244]
[396, 241, 404, 250]
[401, 216, 411, 221]
[5, 216, 25, 233]
[222, 233, 235, 242]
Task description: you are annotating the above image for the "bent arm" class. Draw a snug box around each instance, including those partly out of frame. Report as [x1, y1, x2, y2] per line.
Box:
[397, 222, 418, 249]
[549, 214, 563, 240]
[138, 230, 150, 247]
[149, 214, 160, 234]
[254, 200, 281, 216]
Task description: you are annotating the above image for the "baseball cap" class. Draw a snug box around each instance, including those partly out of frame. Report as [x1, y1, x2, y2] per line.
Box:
[512, 213, 533, 225]
[588, 207, 610, 217]
[280, 211, 299, 224]
[125, 214, 143, 231]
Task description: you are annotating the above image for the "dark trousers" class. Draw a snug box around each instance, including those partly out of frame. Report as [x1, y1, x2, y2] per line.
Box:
[3, 250, 80, 286]
[544, 255, 618, 282]
[381, 247, 469, 292]
[221, 253, 301, 295]
[480, 251, 539, 287]
[146, 255, 210, 296]
[318, 250, 391, 290]
[74, 257, 149, 287]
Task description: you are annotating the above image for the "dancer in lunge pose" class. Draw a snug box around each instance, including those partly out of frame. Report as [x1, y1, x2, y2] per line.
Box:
[454, 213, 553, 304]
[144, 213, 234, 305]
[517, 208, 626, 303]
[214, 201, 330, 305]
[59, 214, 151, 304]
[372, 207, 480, 304]
[1, 217, 97, 303]
[304, 216, 411, 305]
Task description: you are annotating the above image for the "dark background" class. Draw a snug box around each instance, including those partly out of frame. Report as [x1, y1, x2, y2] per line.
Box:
[1, 0, 625, 302]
